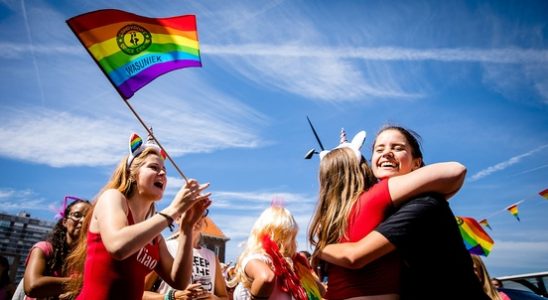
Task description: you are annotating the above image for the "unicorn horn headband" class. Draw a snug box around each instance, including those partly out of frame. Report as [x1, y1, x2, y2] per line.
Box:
[304, 116, 325, 159]
[127, 131, 167, 167]
[319, 128, 366, 161]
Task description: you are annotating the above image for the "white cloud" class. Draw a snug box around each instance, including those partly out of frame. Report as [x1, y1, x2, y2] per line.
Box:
[0, 107, 126, 167]
[0, 68, 267, 167]
[214, 205, 316, 263]
[4, 42, 546, 63]
[470, 145, 548, 181]
[165, 176, 315, 205]
[485, 239, 548, 276]
[163, 181, 318, 261]
[3, 39, 547, 103]
[204, 44, 548, 64]
[0, 187, 50, 212]
[482, 63, 548, 104]
[0, 42, 80, 58]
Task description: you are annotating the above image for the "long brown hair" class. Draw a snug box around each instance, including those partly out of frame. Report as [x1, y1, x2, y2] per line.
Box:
[471, 254, 502, 300]
[63, 147, 161, 297]
[308, 147, 376, 262]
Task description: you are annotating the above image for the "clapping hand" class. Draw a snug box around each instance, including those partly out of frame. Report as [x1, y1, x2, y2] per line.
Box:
[170, 179, 211, 219]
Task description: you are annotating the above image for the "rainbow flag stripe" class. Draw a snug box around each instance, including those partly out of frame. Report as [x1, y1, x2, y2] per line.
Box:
[539, 188, 548, 200]
[129, 133, 143, 153]
[506, 204, 520, 221]
[479, 218, 492, 231]
[456, 216, 494, 257]
[67, 9, 201, 99]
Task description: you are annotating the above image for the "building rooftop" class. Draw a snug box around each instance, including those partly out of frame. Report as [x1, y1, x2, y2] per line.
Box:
[203, 217, 229, 240]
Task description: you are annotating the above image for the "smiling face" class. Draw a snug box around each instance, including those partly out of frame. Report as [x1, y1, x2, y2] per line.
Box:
[134, 153, 167, 200]
[371, 129, 422, 179]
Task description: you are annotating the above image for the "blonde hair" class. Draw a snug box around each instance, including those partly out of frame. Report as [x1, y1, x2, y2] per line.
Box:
[230, 206, 299, 288]
[64, 147, 162, 297]
[308, 147, 376, 263]
[471, 254, 502, 300]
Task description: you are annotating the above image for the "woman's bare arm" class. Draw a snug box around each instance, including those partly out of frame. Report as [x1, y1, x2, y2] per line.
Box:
[389, 162, 466, 206]
[23, 248, 69, 297]
[318, 231, 395, 269]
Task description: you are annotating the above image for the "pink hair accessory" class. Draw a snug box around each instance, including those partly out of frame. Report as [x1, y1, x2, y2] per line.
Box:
[271, 196, 285, 208]
[54, 195, 85, 219]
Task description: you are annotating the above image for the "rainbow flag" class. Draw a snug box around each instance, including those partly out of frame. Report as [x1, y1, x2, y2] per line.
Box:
[479, 218, 492, 231]
[67, 9, 201, 99]
[456, 216, 494, 256]
[293, 253, 322, 300]
[506, 204, 520, 222]
[539, 188, 548, 200]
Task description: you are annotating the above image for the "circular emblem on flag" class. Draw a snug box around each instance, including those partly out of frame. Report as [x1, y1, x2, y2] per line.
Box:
[116, 24, 152, 55]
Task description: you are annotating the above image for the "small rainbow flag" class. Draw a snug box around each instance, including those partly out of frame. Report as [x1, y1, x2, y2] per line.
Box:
[506, 204, 520, 222]
[293, 253, 322, 300]
[539, 188, 548, 200]
[67, 9, 201, 99]
[456, 216, 494, 257]
[479, 218, 492, 231]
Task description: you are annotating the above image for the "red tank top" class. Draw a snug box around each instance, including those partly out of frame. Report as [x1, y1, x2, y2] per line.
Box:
[76, 210, 160, 300]
[326, 179, 401, 299]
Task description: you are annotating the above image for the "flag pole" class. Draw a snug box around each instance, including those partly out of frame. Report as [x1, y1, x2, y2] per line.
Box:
[121, 99, 189, 183]
[306, 116, 325, 151]
[66, 16, 191, 182]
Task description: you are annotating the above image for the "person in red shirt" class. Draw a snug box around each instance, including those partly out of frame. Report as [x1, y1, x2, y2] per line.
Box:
[309, 127, 466, 300]
[64, 133, 211, 300]
[317, 126, 489, 300]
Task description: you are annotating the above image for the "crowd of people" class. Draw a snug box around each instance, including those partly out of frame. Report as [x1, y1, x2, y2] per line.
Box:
[6, 125, 506, 299]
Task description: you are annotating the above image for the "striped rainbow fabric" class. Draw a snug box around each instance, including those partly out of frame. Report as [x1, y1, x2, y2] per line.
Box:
[479, 218, 492, 231]
[456, 216, 494, 257]
[539, 188, 548, 200]
[129, 133, 143, 153]
[506, 204, 520, 221]
[67, 9, 201, 99]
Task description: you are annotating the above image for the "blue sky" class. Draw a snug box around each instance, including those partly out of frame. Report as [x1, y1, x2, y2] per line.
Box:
[0, 0, 547, 277]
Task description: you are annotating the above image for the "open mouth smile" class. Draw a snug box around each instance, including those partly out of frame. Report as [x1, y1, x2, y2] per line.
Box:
[153, 181, 164, 189]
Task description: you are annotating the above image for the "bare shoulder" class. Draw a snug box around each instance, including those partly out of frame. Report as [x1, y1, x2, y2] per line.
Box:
[96, 189, 125, 208]
[94, 189, 128, 219]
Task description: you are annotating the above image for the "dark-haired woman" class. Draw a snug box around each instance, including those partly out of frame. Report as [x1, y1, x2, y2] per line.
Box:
[15, 199, 90, 300]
